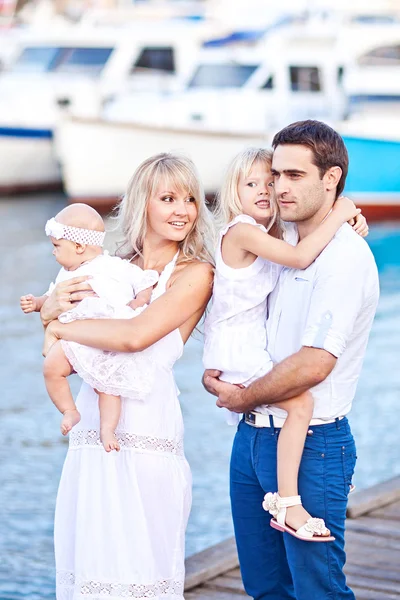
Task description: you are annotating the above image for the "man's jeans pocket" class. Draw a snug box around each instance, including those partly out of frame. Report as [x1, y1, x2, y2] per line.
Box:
[341, 444, 357, 495]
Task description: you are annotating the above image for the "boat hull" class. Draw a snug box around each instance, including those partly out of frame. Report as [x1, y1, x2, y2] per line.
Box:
[55, 117, 270, 210]
[57, 118, 400, 220]
[0, 127, 62, 194]
[341, 135, 400, 220]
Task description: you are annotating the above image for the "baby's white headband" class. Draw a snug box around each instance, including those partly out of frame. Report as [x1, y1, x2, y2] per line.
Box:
[45, 217, 105, 247]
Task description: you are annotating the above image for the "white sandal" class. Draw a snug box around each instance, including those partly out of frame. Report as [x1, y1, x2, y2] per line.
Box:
[262, 492, 335, 542]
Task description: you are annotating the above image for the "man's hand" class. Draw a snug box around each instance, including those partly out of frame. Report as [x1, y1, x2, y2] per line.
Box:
[202, 369, 221, 396]
[202, 369, 247, 412]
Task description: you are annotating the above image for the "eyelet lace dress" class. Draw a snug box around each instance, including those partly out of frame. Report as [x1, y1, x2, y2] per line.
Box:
[50, 253, 159, 400]
[54, 252, 191, 600]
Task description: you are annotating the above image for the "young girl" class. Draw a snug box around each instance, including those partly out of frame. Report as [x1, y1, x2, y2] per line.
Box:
[20, 203, 158, 452]
[203, 148, 367, 542]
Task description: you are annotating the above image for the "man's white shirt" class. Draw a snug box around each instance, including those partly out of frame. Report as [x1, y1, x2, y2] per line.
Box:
[262, 223, 379, 420]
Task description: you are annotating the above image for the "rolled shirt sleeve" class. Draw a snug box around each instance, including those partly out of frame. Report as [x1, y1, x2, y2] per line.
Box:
[301, 253, 366, 358]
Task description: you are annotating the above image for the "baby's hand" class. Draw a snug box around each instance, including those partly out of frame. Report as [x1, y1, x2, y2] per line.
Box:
[334, 196, 361, 223]
[128, 298, 147, 310]
[128, 287, 153, 310]
[350, 212, 369, 237]
[20, 294, 38, 313]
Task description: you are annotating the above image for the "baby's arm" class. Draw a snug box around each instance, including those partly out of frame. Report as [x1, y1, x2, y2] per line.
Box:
[20, 294, 48, 314]
[128, 286, 153, 310]
[125, 264, 159, 310]
[230, 197, 361, 269]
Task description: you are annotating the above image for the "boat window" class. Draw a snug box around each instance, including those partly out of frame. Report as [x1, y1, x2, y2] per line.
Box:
[132, 47, 175, 73]
[261, 75, 274, 89]
[188, 64, 258, 88]
[358, 45, 400, 66]
[54, 47, 114, 75]
[289, 66, 321, 92]
[11, 47, 62, 73]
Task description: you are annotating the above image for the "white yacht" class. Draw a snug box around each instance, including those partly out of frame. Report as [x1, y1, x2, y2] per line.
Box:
[0, 20, 202, 193]
[55, 15, 346, 204]
[335, 15, 400, 218]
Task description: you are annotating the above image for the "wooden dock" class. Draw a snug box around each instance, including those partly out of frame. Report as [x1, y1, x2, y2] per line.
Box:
[184, 476, 400, 599]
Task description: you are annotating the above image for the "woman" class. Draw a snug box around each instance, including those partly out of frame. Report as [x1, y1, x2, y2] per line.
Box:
[41, 153, 214, 600]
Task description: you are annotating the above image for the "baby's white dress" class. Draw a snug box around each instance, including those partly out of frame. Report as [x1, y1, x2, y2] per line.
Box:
[54, 251, 191, 600]
[49, 253, 159, 399]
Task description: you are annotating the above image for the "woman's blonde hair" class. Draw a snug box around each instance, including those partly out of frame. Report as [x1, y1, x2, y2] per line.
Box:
[214, 147, 282, 236]
[115, 153, 215, 264]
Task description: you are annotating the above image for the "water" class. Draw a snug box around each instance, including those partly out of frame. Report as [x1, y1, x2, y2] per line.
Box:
[1, 195, 400, 599]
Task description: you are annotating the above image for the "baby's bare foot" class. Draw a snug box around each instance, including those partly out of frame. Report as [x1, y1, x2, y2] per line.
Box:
[285, 504, 331, 537]
[100, 427, 120, 452]
[61, 409, 81, 435]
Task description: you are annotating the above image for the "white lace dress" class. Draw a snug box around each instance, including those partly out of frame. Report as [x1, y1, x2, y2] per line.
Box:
[49, 253, 159, 399]
[54, 252, 192, 600]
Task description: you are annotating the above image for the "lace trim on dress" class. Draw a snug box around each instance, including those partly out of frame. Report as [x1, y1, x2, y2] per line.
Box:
[69, 429, 184, 455]
[56, 570, 184, 598]
[61, 340, 155, 400]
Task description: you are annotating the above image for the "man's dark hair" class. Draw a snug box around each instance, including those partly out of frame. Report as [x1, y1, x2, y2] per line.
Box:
[272, 120, 348, 198]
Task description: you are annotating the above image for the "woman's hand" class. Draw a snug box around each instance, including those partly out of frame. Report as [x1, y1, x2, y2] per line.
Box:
[333, 196, 361, 223]
[40, 276, 95, 325]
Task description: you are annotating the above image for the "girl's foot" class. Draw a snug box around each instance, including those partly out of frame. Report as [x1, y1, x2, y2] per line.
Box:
[100, 427, 120, 452]
[285, 504, 330, 536]
[263, 493, 334, 542]
[61, 409, 81, 435]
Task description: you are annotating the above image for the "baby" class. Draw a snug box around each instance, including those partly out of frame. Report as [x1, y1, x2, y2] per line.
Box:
[20, 204, 158, 452]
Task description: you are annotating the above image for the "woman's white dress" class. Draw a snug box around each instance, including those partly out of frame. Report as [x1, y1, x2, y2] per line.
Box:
[54, 252, 192, 600]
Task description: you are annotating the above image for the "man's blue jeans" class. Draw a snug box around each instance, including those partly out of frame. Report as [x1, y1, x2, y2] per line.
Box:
[230, 417, 357, 600]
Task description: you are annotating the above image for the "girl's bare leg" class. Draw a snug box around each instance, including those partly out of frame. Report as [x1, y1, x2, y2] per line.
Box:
[43, 341, 81, 435]
[98, 392, 121, 452]
[274, 392, 316, 532]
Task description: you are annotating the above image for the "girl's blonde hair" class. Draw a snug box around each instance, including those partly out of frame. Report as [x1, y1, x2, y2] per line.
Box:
[115, 153, 215, 265]
[214, 147, 282, 236]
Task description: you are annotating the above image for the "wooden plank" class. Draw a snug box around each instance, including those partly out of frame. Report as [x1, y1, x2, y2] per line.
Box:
[346, 574, 400, 595]
[353, 587, 400, 600]
[346, 529, 400, 551]
[206, 575, 246, 593]
[346, 517, 400, 539]
[369, 500, 400, 521]
[184, 537, 239, 591]
[347, 476, 400, 519]
[346, 547, 400, 571]
[345, 562, 400, 584]
[224, 568, 242, 579]
[186, 588, 247, 600]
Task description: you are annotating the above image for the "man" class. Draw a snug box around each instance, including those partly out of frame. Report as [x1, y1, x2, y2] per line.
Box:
[203, 120, 379, 600]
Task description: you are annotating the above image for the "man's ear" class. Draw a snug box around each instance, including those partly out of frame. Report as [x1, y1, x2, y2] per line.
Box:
[324, 166, 342, 192]
[75, 243, 86, 254]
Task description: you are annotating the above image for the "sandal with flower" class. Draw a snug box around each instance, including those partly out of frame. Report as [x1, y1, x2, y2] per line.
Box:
[262, 492, 335, 542]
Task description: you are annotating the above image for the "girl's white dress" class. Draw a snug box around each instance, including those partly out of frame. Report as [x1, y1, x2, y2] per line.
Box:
[54, 252, 191, 600]
[203, 214, 284, 384]
[49, 253, 159, 400]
